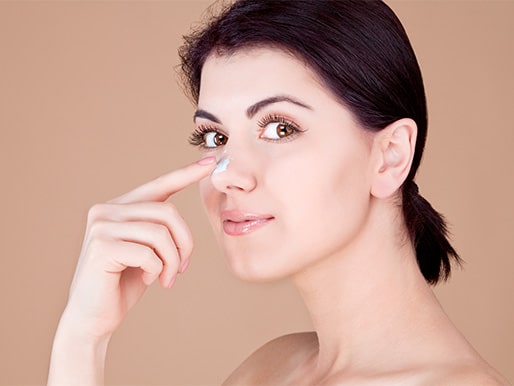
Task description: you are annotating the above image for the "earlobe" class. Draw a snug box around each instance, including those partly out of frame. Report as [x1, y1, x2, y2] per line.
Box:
[371, 118, 417, 199]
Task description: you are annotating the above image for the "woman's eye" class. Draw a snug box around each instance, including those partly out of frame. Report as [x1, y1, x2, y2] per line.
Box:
[260, 122, 296, 140]
[204, 131, 228, 148]
[188, 126, 228, 150]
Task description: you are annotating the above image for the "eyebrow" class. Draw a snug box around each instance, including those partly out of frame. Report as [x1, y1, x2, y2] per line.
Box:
[193, 109, 221, 124]
[246, 95, 312, 118]
[193, 94, 312, 123]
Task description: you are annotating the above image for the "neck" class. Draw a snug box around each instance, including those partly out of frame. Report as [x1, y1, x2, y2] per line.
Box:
[291, 199, 455, 376]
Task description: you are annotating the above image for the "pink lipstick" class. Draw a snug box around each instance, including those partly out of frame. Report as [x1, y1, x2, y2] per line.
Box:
[221, 210, 274, 236]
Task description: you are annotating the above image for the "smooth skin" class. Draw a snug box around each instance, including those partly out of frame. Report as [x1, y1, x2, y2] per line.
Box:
[48, 157, 216, 385]
[196, 48, 508, 385]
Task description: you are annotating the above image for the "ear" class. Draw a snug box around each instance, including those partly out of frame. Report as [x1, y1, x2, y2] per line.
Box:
[370, 118, 417, 199]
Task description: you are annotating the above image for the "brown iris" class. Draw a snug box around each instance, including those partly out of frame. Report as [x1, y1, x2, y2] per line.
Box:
[276, 123, 294, 138]
[214, 133, 228, 146]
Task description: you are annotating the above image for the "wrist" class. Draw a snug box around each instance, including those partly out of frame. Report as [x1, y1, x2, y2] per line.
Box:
[48, 313, 112, 386]
[55, 308, 113, 346]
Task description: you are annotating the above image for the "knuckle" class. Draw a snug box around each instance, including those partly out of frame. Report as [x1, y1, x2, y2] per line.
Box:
[178, 234, 194, 257]
[161, 201, 178, 215]
[182, 243, 194, 260]
[85, 237, 108, 258]
[87, 220, 109, 238]
[152, 223, 172, 242]
[166, 255, 179, 271]
[178, 228, 194, 259]
[184, 228, 194, 246]
[154, 255, 164, 272]
[87, 203, 109, 223]
[156, 202, 180, 225]
[140, 244, 154, 259]
[141, 246, 163, 271]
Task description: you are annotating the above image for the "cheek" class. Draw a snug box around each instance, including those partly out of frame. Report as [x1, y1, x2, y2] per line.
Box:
[199, 179, 218, 219]
[269, 140, 371, 233]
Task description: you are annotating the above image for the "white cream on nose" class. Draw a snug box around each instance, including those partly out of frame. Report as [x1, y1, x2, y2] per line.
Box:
[212, 156, 231, 175]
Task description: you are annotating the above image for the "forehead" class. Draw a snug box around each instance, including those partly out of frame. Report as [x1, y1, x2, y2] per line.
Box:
[198, 47, 330, 108]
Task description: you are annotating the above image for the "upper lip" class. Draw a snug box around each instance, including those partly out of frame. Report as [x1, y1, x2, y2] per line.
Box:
[220, 209, 274, 223]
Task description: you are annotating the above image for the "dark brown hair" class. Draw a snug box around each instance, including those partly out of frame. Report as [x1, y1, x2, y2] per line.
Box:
[179, 0, 461, 284]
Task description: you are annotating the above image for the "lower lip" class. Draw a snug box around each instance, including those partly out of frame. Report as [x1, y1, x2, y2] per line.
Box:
[222, 218, 273, 236]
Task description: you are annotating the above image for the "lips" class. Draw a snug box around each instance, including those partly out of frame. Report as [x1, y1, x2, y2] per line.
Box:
[221, 210, 274, 236]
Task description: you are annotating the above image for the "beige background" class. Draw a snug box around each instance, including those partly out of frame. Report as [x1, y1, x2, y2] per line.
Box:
[0, 1, 512, 385]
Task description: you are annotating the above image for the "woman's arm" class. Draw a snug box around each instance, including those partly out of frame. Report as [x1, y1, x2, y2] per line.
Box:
[48, 157, 216, 385]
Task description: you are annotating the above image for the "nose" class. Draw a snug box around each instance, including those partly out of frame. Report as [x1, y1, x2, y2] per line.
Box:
[210, 155, 257, 193]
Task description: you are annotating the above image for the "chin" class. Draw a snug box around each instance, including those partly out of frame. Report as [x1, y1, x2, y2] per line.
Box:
[221, 246, 302, 283]
[225, 256, 276, 282]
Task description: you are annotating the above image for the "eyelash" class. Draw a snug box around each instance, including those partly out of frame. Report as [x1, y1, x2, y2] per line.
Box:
[188, 124, 224, 150]
[256, 113, 305, 141]
[188, 114, 305, 149]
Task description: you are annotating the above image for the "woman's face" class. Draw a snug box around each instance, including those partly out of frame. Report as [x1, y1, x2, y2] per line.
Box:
[195, 48, 375, 281]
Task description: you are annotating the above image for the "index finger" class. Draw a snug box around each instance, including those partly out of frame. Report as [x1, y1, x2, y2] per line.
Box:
[109, 156, 216, 204]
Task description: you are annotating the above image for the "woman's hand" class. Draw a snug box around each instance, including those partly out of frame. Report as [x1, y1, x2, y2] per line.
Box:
[48, 157, 216, 385]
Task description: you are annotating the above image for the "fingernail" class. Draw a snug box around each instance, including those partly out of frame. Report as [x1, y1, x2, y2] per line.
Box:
[179, 259, 190, 274]
[197, 156, 216, 165]
[167, 275, 177, 288]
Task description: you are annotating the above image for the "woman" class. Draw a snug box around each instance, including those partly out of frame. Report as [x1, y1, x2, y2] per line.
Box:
[48, 0, 508, 384]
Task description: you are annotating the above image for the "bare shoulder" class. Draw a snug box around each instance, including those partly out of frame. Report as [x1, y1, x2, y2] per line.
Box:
[222, 333, 510, 386]
[426, 363, 511, 386]
[322, 356, 510, 386]
[322, 362, 510, 386]
[222, 331, 318, 385]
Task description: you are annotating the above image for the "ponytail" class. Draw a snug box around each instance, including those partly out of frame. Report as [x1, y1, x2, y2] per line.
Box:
[402, 180, 462, 284]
